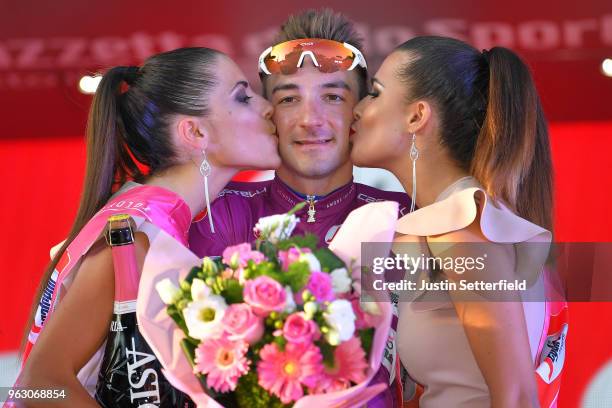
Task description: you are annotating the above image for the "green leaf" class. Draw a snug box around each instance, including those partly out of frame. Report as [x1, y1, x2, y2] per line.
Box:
[318, 340, 336, 368]
[185, 266, 201, 284]
[235, 371, 289, 408]
[276, 233, 319, 251]
[284, 261, 311, 292]
[247, 260, 285, 283]
[273, 336, 287, 351]
[313, 247, 346, 272]
[221, 279, 244, 304]
[180, 337, 198, 366]
[167, 304, 189, 335]
[358, 327, 375, 360]
[259, 240, 280, 262]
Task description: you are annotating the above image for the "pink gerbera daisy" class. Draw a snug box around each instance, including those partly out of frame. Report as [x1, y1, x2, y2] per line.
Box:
[312, 336, 369, 394]
[257, 342, 323, 404]
[193, 337, 250, 393]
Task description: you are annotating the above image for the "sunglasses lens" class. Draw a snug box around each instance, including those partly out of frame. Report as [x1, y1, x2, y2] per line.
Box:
[311, 40, 354, 73]
[263, 39, 357, 75]
[265, 41, 298, 74]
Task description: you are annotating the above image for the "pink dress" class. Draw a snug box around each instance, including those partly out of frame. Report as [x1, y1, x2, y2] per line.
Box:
[394, 177, 563, 407]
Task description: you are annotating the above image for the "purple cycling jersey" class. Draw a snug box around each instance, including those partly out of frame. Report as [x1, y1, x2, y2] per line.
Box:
[189, 175, 410, 256]
[188, 176, 409, 407]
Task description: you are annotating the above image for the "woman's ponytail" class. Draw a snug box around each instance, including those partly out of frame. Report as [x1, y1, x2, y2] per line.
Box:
[471, 47, 553, 231]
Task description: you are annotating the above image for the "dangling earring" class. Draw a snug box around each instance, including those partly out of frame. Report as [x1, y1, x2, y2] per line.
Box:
[409, 133, 419, 213]
[200, 149, 215, 233]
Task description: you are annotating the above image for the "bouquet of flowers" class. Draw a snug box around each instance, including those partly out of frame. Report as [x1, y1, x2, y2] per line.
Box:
[154, 206, 385, 407]
[137, 201, 399, 408]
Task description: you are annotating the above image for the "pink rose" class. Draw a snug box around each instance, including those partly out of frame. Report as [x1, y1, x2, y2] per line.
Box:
[222, 243, 265, 269]
[243, 276, 286, 315]
[222, 303, 264, 344]
[278, 247, 310, 271]
[283, 312, 320, 344]
[307, 271, 334, 302]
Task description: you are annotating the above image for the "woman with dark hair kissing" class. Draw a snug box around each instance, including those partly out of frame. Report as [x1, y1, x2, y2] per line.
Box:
[352, 36, 565, 407]
[14, 47, 280, 407]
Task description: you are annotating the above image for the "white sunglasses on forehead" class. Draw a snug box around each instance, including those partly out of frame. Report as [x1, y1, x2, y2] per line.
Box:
[258, 39, 368, 75]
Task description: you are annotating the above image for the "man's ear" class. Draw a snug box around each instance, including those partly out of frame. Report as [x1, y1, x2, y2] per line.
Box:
[404, 100, 432, 134]
[177, 116, 209, 151]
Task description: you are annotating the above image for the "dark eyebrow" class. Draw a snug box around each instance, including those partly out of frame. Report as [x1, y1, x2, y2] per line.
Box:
[371, 77, 385, 88]
[271, 83, 299, 95]
[321, 80, 351, 91]
[231, 80, 249, 92]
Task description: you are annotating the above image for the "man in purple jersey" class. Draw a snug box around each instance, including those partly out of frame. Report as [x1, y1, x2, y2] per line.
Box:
[189, 9, 408, 407]
[190, 8, 410, 255]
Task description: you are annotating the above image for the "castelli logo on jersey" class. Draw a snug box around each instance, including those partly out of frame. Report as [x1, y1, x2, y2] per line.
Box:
[219, 187, 267, 198]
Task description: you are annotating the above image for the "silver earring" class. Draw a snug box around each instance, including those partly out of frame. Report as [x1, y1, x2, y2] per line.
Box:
[409, 133, 418, 213]
[199, 150, 215, 233]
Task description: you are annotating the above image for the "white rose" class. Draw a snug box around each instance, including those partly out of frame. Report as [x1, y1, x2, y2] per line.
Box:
[183, 294, 227, 340]
[299, 252, 321, 272]
[330, 268, 352, 294]
[283, 286, 296, 313]
[191, 278, 211, 302]
[155, 278, 181, 305]
[254, 213, 299, 243]
[324, 299, 356, 344]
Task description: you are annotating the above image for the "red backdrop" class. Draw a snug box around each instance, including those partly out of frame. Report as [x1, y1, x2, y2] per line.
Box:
[1, 121, 611, 407]
[1, 1, 612, 406]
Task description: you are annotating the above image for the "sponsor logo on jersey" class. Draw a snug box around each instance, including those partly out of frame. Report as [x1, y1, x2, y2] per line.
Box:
[324, 225, 341, 244]
[536, 325, 568, 384]
[357, 193, 410, 216]
[34, 270, 58, 329]
[30, 252, 70, 345]
[357, 193, 387, 203]
[219, 187, 267, 198]
[382, 326, 398, 385]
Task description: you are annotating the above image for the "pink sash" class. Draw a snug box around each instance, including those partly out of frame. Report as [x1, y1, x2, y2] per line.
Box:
[21, 184, 191, 365]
